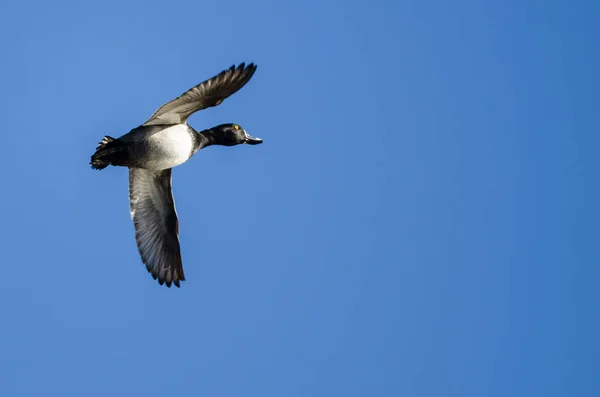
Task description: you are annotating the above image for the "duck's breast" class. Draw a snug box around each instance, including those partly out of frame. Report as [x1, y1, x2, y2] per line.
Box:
[138, 124, 195, 170]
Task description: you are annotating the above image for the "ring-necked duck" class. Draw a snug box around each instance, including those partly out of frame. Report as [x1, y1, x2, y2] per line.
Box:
[91, 63, 261, 288]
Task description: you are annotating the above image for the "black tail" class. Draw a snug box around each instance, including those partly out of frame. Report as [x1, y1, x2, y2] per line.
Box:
[90, 136, 127, 170]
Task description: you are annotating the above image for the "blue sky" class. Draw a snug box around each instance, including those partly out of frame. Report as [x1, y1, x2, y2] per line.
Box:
[0, 0, 598, 395]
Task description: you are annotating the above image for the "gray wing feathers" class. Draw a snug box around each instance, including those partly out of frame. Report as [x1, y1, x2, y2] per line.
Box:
[129, 168, 185, 287]
[143, 62, 257, 126]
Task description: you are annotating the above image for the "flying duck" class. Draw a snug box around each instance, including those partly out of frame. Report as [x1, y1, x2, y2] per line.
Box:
[90, 62, 261, 288]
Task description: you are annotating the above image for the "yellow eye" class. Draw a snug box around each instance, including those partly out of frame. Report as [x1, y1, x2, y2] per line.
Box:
[234, 125, 240, 130]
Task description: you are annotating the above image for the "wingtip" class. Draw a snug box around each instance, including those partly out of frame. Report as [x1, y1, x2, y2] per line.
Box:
[147, 266, 184, 288]
[234, 62, 257, 71]
[159, 277, 183, 288]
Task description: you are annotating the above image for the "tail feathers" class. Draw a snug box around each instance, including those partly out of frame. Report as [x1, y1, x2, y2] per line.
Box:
[97, 136, 115, 149]
[90, 136, 125, 170]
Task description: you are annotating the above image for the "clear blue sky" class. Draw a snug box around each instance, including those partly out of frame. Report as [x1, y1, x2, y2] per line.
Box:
[0, 0, 598, 396]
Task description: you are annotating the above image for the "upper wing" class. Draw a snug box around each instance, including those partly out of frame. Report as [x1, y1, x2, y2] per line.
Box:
[128, 168, 185, 287]
[143, 62, 257, 126]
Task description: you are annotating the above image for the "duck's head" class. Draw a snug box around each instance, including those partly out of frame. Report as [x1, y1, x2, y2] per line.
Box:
[212, 123, 263, 146]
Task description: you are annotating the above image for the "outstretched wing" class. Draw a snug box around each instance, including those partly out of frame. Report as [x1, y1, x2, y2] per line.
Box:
[143, 62, 257, 126]
[128, 167, 185, 287]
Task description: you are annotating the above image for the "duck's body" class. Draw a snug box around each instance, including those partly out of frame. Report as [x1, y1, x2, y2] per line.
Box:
[98, 124, 198, 170]
[90, 62, 261, 288]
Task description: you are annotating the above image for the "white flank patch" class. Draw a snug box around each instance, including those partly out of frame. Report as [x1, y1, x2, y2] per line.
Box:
[147, 124, 194, 169]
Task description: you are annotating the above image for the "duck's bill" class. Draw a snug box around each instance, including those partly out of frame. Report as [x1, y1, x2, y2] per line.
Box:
[244, 133, 263, 145]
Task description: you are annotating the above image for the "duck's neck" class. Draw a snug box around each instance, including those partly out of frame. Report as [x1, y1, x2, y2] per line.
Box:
[194, 127, 220, 150]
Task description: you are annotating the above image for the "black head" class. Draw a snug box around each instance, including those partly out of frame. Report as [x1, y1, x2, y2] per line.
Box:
[211, 123, 263, 146]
